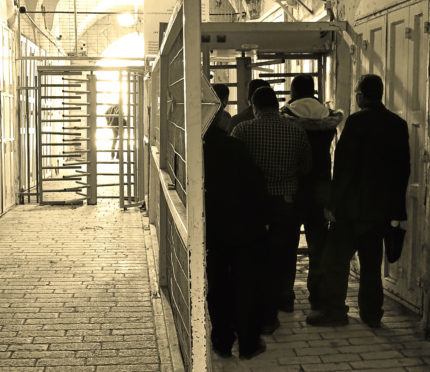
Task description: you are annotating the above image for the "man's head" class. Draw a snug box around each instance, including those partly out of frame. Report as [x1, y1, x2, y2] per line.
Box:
[248, 79, 270, 103]
[355, 74, 384, 108]
[251, 86, 279, 118]
[290, 74, 315, 100]
[212, 83, 230, 108]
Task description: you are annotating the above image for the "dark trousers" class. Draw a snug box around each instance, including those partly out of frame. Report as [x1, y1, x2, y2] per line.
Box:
[111, 127, 119, 159]
[264, 198, 300, 322]
[206, 233, 264, 354]
[302, 204, 329, 310]
[320, 220, 388, 321]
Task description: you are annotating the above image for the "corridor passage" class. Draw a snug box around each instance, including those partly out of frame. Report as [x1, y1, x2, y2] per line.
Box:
[212, 255, 430, 372]
[0, 203, 173, 371]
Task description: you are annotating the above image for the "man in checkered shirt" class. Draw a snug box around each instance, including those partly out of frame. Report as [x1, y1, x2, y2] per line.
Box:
[231, 86, 312, 333]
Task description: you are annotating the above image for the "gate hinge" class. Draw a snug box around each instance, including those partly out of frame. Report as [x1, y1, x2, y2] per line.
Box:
[424, 22, 430, 34]
[405, 27, 413, 39]
[417, 277, 423, 288]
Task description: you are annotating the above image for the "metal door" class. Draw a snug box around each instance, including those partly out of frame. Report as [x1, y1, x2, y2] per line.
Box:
[1, 25, 16, 213]
[384, 2, 428, 311]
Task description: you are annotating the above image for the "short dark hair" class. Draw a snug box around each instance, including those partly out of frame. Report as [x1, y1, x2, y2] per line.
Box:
[248, 79, 270, 101]
[357, 74, 383, 101]
[212, 83, 230, 102]
[251, 86, 279, 111]
[291, 74, 315, 99]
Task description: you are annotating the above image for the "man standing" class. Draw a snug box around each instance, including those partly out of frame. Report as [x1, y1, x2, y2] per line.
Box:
[281, 74, 344, 313]
[105, 104, 126, 160]
[228, 79, 270, 133]
[231, 86, 312, 333]
[204, 109, 270, 359]
[211, 84, 232, 133]
[307, 74, 410, 328]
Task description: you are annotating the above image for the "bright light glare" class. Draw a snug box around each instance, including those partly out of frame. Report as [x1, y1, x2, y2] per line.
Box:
[117, 13, 136, 27]
[95, 33, 145, 155]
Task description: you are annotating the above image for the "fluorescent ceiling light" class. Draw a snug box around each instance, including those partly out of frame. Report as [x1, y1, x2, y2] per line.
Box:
[117, 13, 136, 27]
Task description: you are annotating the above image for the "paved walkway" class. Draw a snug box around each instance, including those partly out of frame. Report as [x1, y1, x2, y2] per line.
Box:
[0, 203, 173, 372]
[212, 254, 430, 371]
[2, 203, 430, 372]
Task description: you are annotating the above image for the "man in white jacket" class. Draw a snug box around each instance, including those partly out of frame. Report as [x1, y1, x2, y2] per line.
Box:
[280, 74, 343, 313]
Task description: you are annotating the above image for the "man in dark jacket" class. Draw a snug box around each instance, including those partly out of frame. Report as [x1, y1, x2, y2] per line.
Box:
[306, 74, 410, 328]
[280, 74, 344, 313]
[228, 79, 270, 133]
[204, 109, 270, 359]
[231, 86, 312, 334]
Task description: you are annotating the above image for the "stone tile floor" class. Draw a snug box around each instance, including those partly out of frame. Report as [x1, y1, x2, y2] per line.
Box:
[0, 202, 172, 372]
[2, 202, 430, 372]
[211, 254, 430, 371]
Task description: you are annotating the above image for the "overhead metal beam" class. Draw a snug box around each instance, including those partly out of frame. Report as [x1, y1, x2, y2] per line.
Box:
[275, 0, 297, 21]
[296, 0, 313, 15]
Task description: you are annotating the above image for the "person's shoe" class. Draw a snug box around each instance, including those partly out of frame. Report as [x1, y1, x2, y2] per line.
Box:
[210, 333, 235, 358]
[278, 301, 294, 313]
[364, 319, 381, 328]
[261, 318, 280, 335]
[212, 345, 232, 358]
[310, 302, 321, 311]
[306, 311, 349, 327]
[360, 316, 381, 328]
[239, 339, 266, 360]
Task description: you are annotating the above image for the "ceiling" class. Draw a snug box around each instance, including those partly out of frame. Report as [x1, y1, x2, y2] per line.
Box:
[18, 0, 175, 58]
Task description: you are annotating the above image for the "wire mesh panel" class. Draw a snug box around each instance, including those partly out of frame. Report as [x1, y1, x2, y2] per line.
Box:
[166, 208, 191, 370]
[167, 30, 187, 205]
[150, 62, 161, 149]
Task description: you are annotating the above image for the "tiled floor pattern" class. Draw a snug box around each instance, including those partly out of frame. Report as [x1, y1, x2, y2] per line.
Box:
[0, 203, 172, 372]
[212, 254, 430, 372]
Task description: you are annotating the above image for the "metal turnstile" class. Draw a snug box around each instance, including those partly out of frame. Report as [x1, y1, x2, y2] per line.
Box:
[36, 66, 145, 209]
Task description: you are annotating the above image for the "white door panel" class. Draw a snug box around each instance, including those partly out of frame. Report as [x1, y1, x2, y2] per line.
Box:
[383, 2, 428, 311]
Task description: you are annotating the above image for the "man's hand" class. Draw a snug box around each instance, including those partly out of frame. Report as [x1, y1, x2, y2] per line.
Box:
[324, 208, 336, 222]
[390, 220, 400, 228]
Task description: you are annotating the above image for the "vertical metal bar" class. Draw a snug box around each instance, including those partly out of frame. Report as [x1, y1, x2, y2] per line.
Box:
[37, 73, 43, 204]
[18, 75, 23, 203]
[73, 0, 78, 55]
[26, 76, 31, 203]
[87, 73, 97, 205]
[0, 86, 3, 214]
[202, 46, 210, 80]
[139, 75, 145, 203]
[236, 57, 252, 113]
[133, 73, 139, 202]
[18, 0, 22, 60]
[183, 0, 210, 370]
[127, 71, 132, 204]
[34, 75, 39, 202]
[159, 57, 168, 169]
[118, 70, 125, 209]
[318, 55, 324, 103]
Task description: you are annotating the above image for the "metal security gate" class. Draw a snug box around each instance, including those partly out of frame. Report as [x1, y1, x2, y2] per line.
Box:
[36, 66, 144, 209]
[208, 53, 326, 117]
